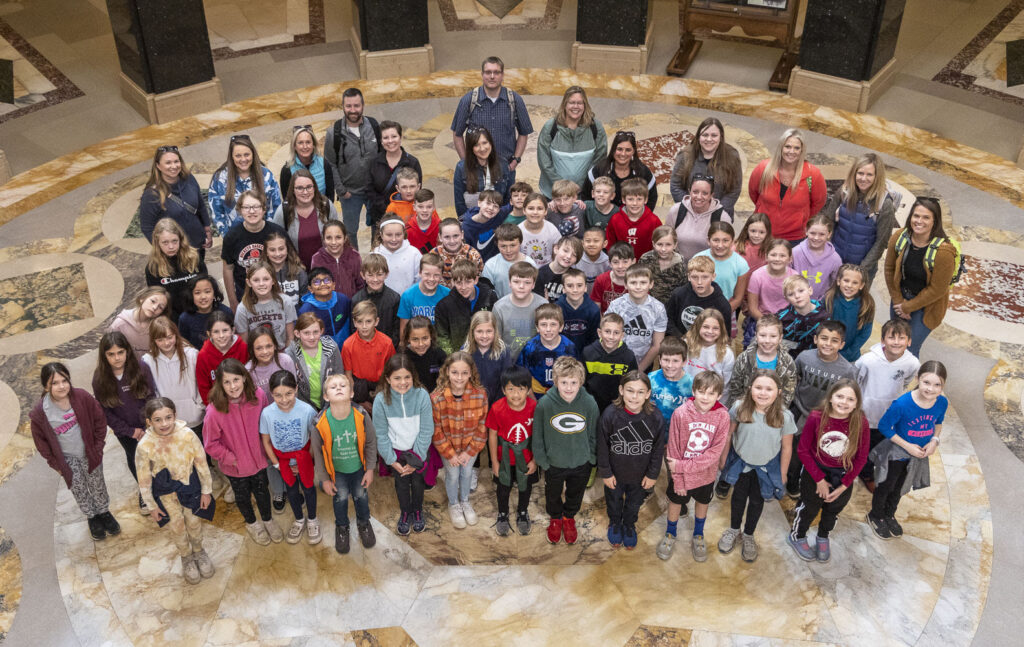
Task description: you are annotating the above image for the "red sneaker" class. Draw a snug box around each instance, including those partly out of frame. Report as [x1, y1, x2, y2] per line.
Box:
[546, 518, 563, 544]
[563, 517, 578, 544]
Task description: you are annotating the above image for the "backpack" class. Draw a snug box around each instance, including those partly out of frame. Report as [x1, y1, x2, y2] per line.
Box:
[548, 120, 599, 143]
[894, 230, 965, 286]
[468, 86, 519, 129]
[333, 116, 382, 165]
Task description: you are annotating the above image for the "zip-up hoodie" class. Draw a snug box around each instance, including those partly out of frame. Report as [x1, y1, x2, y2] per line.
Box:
[830, 295, 872, 363]
[110, 309, 152, 359]
[286, 336, 343, 401]
[597, 405, 666, 484]
[667, 398, 731, 491]
[372, 240, 421, 295]
[196, 335, 248, 404]
[310, 245, 364, 298]
[202, 388, 270, 478]
[791, 240, 842, 300]
[728, 342, 797, 408]
[583, 340, 638, 413]
[136, 420, 213, 510]
[373, 387, 434, 466]
[298, 291, 351, 347]
[142, 346, 204, 426]
[665, 195, 729, 260]
[532, 387, 600, 471]
[311, 404, 378, 483]
[855, 342, 921, 427]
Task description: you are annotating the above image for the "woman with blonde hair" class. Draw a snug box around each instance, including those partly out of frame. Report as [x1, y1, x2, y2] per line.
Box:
[537, 86, 608, 197]
[278, 125, 335, 201]
[139, 145, 213, 259]
[145, 218, 207, 322]
[748, 128, 826, 242]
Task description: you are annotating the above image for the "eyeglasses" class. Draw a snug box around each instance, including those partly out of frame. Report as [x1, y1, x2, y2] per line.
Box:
[466, 126, 487, 136]
[293, 185, 315, 193]
[157, 145, 179, 154]
[693, 174, 715, 182]
[240, 204, 263, 213]
[311, 278, 333, 287]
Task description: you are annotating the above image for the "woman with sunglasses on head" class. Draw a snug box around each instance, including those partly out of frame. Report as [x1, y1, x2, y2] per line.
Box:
[279, 125, 335, 204]
[664, 174, 732, 259]
[537, 86, 608, 198]
[369, 120, 423, 231]
[748, 128, 826, 242]
[582, 130, 658, 210]
[140, 145, 213, 260]
[272, 169, 339, 269]
[453, 126, 511, 218]
[208, 134, 282, 236]
[669, 117, 742, 217]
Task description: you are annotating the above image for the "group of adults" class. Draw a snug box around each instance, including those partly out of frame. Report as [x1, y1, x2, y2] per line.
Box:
[137, 56, 958, 355]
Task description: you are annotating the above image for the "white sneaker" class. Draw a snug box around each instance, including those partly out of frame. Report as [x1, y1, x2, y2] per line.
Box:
[449, 504, 467, 529]
[246, 521, 271, 546]
[461, 500, 478, 526]
[286, 518, 306, 544]
[193, 548, 215, 578]
[306, 518, 322, 545]
[264, 519, 284, 543]
[470, 468, 480, 493]
[223, 487, 235, 504]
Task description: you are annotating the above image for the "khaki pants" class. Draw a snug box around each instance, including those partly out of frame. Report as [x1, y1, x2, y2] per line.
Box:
[159, 495, 203, 556]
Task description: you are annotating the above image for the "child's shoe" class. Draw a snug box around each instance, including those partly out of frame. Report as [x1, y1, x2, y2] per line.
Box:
[622, 525, 638, 550]
[87, 516, 106, 541]
[306, 518, 322, 545]
[866, 513, 892, 540]
[193, 548, 215, 578]
[286, 518, 306, 544]
[449, 504, 467, 529]
[397, 513, 411, 536]
[470, 468, 480, 493]
[245, 521, 271, 546]
[788, 534, 816, 561]
[563, 517, 578, 545]
[357, 521, 376, 548]
[335, 524, 351, 554]
[718, 527, 740, 554]
[741, 533, 758, 562]
[272, 494, 286, 514]
[181, 554, 201, 584]
[815, 536, 831, 562]
[138, 494, 149, 517]
[656, 533, 676, 560]
[546, 518, 563, 544]
[223, 487, 235, 504]
[495, 513, 512, 536]
[516, 510, 532, 536]
[714, 480, 731, 500]
[786, 480, 801, 498]
[412, 510, 426, 533]
[264, 519, 284, 543]
[98, 512, 121, 536]
[887, 517, 904, 538]
[461, 501, 478, 526]
[691, 535, 708, 562]
[607, 523, 623, 547]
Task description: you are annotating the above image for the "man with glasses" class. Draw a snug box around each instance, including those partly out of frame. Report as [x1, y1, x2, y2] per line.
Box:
[451, 56, 533, 181]
[325, 87, 382, 250]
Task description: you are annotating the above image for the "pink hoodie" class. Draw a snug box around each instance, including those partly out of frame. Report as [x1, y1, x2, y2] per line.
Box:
[202, 387, 270, 478]
[667, 398, 732, 491]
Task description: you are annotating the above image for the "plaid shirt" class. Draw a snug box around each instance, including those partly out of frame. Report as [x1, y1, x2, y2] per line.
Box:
[451, 86, 534, 163]
[431, 385, 489, 459]
[436, 243, 485, 288]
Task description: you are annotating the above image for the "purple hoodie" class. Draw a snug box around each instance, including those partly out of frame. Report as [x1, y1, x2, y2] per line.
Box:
[791, 240, 842, 300]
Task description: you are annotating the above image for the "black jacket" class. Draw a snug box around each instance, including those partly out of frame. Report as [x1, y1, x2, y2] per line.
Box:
[435, 284, 498, 354]
[665, 283, 733, 338]
[368, 149, 423, 222]
[597, 405, 666, 484]
[352, 285, 401, 349]
[582, 340, 638, 414]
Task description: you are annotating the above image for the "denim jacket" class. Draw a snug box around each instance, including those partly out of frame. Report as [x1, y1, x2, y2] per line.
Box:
[721, 448, 785, 500]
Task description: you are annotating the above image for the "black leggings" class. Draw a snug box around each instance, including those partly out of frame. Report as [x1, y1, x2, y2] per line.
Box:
[286, 478, 318, 520]
[870, 459, 909, 519]
[790, 471, 854, 539]
[729, 470, 765, 535]
[116, 435, 138, 482]
[226, 471, 272, 524]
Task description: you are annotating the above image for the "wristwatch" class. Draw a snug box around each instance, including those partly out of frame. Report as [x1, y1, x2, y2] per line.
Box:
[512, 156, 521, 163]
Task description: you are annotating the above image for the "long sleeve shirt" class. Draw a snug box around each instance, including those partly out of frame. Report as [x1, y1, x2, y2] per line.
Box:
[430, 386, 489, 459]
[136, 421, 213, 510]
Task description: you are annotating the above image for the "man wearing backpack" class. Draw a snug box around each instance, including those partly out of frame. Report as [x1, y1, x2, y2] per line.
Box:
[451, 56, 534, 182]
[325, 87, 381, 249]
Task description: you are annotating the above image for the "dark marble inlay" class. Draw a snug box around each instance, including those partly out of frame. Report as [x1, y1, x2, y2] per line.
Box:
[1007, 39, 1024, 88]
[0, 17, 83, 124]
[0, 58, 12, 105]
[577, 0, 649, 47]
[479, 0, 525, 19]
[211, 0, 327, 61]
[625, 625, 692, 646]
[436, 0, 563, 32]
[637, 130, 694, 185]
[798, 0, 905, 82]
[0, 264, 93, 338]
[948, 255, 1024, 320]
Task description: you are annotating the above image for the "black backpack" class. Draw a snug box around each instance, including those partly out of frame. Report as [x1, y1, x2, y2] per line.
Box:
[333, 116, 382, 165]
[548, 120, 599, 143]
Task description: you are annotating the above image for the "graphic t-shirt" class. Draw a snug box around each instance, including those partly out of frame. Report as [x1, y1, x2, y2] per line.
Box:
[397, 284, 451, 323]
[234, 298, 297, 347]
[221, 221, 287, 294]
[485, 397, 537, 465]
[328, 408, 363, 474]
[535, 264, 566, 302]
[879, 391, 947, 450]
[607, 294, 668, 360]
[519, 221, 561, 265]
[648, 369, 694, 425]
[259, 401, 317, 453]
[43, 395, 85, 458]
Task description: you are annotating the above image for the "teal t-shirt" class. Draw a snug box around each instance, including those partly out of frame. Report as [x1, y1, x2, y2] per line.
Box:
[328, 408, 362, 474]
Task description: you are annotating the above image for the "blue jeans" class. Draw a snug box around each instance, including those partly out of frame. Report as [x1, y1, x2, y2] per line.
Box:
[890, 304, 931, 358]
[339, 193, 367, 249]
[332, 469, 370, 527]
[443, 457, 474, 504]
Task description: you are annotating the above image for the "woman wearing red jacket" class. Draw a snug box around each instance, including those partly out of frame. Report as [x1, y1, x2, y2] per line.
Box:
[748, 129, 826, 242]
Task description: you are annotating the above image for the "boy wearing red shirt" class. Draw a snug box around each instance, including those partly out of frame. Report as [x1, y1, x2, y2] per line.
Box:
[341, 301, 395, 409]
[486, 365, 538, 537]
[590, 242, 635, 313]
[406, 188, 440, 254]
[606, 177, 662, 258]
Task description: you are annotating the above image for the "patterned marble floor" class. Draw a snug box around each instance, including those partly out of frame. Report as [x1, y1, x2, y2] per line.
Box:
[934, 0, 1024, 107]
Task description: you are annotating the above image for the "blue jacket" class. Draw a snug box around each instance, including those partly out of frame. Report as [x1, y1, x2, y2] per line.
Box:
[298, 291, 351, 347]
[557, 294, 601, 351]
[830, 295, 871, 363]
[833, 200, 877, 266]
[721, 448, 785, 500]
[462, 204, 511, 262]
[453, 159, 512, 217]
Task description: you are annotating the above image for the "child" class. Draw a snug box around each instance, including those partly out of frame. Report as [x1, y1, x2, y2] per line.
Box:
[398, 253, 450, 339]
[203, 358, 283, 545]
[532, 357, 600, 545]
[648, 337, 693, 427]
[145, 218, 207, 323]
[196, 310, 248, 405]
[93, 331, 157, 496]
[492, 261, 547, 357]
[866, 361, 947, 540]
[577, 226, 610, 292]
[386, 166, 420, 221]
[110, 286, 171, 358]
[352, 253, 401, 349]
[401, 316, 447, 393]
[823, 264, 875, 362]
[718, 370, 796, 562]
[584, 175, 617, 231]
[517, 303, 579, 395]
[695, 222, 750, 312]
[30, 363, 119, 541]
[374, 354, 435, 535]
[143, 317, 205, 437]
[683, 308, 734, 398]
[486, 365, 538, 536]
[482, 223, 536, 299]
[582, 313, 638, 414]
[312, 373, 378, 554]
[431, 351, 489, 528]
[744, 239, 797, 345]
[244, 327, 305, 401]
[342, 301, 396, 407]
[264, 231, 308, 310]
[606, 177, 662, 258]
[406, 188, 440, 254]
[607, 264, 667, 372]
[137, 398, 215, 583]
[462, 189, 505, 262]
[435, 259, 498, 354]
[590, 241, 635, 313]
[536, 236, 583, 302]
[463, 311, 514, 405]
[665, 255, 733, 338]
[288, 312, 344, 409]
[727, 314, 796, 408]
[547, 179, 584, 237]
[598, 371, 665, 549]
[520, 192, 562, 266]
[734, 213, 772, 278]
[791, 214, 842, 301]
[639, 226, 687, 305]
[778, 275, 828, 359]
[556, 268, 600, 351]
[311, 221, 364, 298]
[788, 379, 869, 562]
[298, 267, 352, 348]
[504, 182, 532, 226]
[178, 274, 233, 351]
[234, 261, 296, 347]
[435, 218, 485, 288]
[372, 214, 422, 295]
[260, 371, 320, 545]
[658, 370, 730, 562]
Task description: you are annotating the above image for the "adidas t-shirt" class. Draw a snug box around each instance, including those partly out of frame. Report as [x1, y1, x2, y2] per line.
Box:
[607, 294, 668, 360]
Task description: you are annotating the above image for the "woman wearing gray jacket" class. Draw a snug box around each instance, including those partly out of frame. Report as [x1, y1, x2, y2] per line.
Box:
[536, 86, 607, 198]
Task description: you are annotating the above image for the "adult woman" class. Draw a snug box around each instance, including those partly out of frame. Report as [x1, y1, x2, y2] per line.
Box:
[369, 120, 423, 227]
[139, 145, 212, 258]
[279, 125, 335, 203]
[669, 117, 742, 215]
[664, 175, 730, 259]
[820, 153, 896, 285]
[536, 86, 608, 198]
[453, 126, 511, 217]
[748, 128, 826, 242]
[271, 169, 339, 268]
[582, 131, 657, 210]
[208, 134, 282, 236]
[883, 197, 956, 357]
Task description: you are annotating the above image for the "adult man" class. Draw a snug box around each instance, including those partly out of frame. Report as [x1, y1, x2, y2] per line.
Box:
[451, 56, 533, 180]
[324, 87, 381, 249]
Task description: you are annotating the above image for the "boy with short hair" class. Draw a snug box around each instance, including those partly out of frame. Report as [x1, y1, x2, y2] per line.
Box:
[556, 268, 600, 351]
[372, 214, 422, 295]
[520, 192, 561, 265]
[406, 188, 440, 254]
[577, 226, 610, 292]
[547, 179, 584, 237]
[352, 253, 401, 349]
[606, 177, 661, 258]
[517, 304, 578, 395]
[648, 337, 693, 427]
[583, 313, 638, 413]
[482, 223, 536, 299]
[607, 264, 667, 372]
[435, 259, 498, 353]
[435, 217, 484, 288]
[778, 274, 829, 359]
[298, 266, 352, 347]
[665, 255, 733, 338]
[535, 236, 583, 302]
[342, 301, 396, 408]
[532, 357, 600, 545]
[397, 253, 451, 338]
[504, 182, 533, 226]
[486, 365, 539, 536]
[584, 176, 617, 231]
[591, 241, 635, 313]
[386, 167, 421, 222]
[492, 261, 547, 357]
[462, 189, 505, 262]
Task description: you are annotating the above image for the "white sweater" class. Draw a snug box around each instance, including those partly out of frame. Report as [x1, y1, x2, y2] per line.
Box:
[855, 343, 921, 427]
[142, 347, 205, 426]
[373, 241, 422, 295]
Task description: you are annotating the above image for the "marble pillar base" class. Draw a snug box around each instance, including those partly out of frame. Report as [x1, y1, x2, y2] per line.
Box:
[788, 58, 898, 113]
[572, 21, 654, 75]
[349, 24, 434, 80]
[118, 73, 224, 125]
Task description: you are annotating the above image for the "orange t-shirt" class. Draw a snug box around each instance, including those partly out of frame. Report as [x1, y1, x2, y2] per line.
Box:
[341, 330, 396, 381]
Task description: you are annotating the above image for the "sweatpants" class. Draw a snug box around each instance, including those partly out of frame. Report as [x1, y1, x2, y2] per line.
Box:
[116, 435, 139, 482]
[66, 455, 110, 517]
[604, 481, 647, 527]
[870, 459, 909, 519]
[544, 463, 590, 519]
[729, 469, 765, 535]
[225, 471, 272, 524]
[790, 471, 854, 539]
[159, 494, 203, 556]
[285, 478, 318, 520]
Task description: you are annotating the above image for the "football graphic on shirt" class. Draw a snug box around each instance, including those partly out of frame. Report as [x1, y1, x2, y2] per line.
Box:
[818, 430, 848, 458]
[507, 420, 531, 444]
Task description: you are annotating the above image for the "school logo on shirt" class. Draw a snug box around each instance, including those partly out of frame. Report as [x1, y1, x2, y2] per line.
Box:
[818, 430, 848, 457]
[680, 305, 705, 331]
[237, 244, 264, 267]
[550, 412, 586, 434]
[627, 227, 638, 245]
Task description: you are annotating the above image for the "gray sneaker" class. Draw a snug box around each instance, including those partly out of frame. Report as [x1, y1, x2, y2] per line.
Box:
[495, 513, 511, 537]
[788, 534, 816, 561]
[181, 554, 201, 584]
[718, 527, 740, 554]
[691, 534, 708, 562]
[656, 533, 676, 561]
[741, 533, 758, 562]
[245, 521, 271, 546]
[193, 548, 215, 578]
[516, 510, 532, 535]
[264, 519, 284, 543]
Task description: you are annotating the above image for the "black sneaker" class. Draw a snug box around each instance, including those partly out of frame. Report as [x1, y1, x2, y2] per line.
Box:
[866, 513, 892, 540]
[786, 479, 801, 498]
[272, 495, 286, 513]
[357, 521, 376, 548]
[887, 517, 904, 537]
[87, 516, 106, 541]
[98, 512, 121, 536]
[714, 480, 731, 500]
[495, 513, 512, 537]
[516, 510, 532, 536]
[335, 524, 350, 554]
[412, 510, 425, 533]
